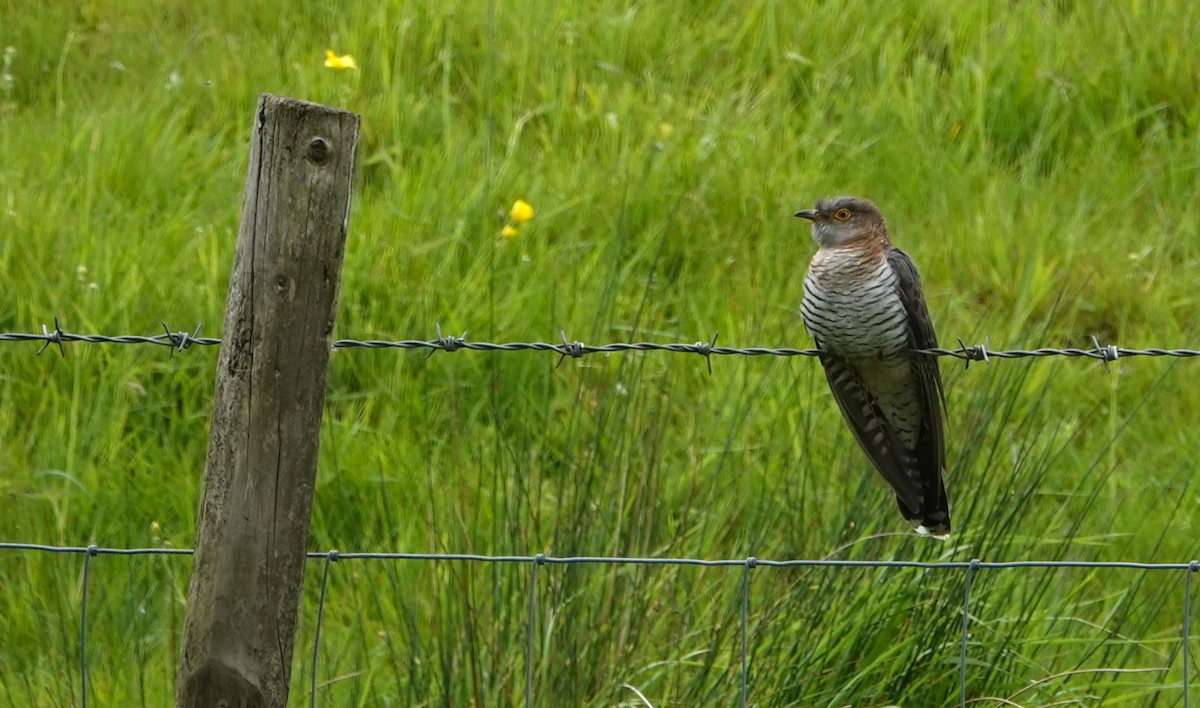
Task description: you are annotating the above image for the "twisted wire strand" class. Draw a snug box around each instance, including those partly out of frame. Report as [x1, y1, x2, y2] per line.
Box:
[3, 324, 1198, 364]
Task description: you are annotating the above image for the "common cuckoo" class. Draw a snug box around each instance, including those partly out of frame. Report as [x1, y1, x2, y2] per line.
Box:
[796, 196, 949, 538]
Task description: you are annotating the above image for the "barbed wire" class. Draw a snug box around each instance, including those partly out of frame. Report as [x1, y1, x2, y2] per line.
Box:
[1, 543, 1196, 708]
[3, 321, 1200, 370]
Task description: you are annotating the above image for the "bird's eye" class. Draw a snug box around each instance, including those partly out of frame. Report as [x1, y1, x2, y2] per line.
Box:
[834, 208, 852, 221]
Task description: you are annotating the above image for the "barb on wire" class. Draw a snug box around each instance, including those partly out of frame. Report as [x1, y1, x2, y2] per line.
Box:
[956, 336, 988, 370]
[426, 322, 467, 360]
[5, 325, 1200, 366]
[38, 318, 65, 357]
[162, 322, 204, 356]
[556, 331, 585, 368]
[1090, 334, 1119, 372]
[696, 332, 719, 374]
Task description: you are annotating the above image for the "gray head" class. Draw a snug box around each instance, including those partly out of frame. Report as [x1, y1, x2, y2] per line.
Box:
[795, 196, 888, 248]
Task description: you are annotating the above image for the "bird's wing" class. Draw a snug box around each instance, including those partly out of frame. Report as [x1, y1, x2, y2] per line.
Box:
[886, 247, 945, 464]
[816, 351, 927, 516]
[886, 247, 948, 530]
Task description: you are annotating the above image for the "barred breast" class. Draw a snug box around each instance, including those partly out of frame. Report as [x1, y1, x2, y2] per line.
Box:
[801, 247, 923, 449]
[801, 247, 909, 358]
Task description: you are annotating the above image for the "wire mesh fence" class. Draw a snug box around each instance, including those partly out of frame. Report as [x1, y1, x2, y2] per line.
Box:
[0, 543, 1196, 708]
[3, 324, 1200, 705]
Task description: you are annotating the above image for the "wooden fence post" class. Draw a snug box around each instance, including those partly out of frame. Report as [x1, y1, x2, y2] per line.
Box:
[177, 94, 360, 708]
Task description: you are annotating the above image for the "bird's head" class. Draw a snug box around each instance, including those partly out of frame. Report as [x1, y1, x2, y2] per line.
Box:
[795, 196, 888, 248]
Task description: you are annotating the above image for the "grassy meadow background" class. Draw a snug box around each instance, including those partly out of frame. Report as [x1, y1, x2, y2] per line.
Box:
[2, 1, 1200, 705]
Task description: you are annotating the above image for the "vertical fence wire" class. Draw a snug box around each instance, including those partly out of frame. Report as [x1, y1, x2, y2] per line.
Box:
[311, 550, 337, 708]
[526, 553, 544, 708]
[960, 559, 980, 708]
[79, 544, 98, 708]
[1186, 561, 1198, 708]
[740, 557, 756, 708]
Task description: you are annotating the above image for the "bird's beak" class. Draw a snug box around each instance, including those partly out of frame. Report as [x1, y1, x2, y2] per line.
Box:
[794, 209, 819, 221]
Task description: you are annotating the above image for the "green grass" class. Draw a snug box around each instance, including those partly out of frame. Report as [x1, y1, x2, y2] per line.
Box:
[2, 0, 1200, 705]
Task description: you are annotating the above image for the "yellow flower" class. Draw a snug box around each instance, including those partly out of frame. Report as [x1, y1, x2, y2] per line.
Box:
[502, 225, 520, 239]
[509, 199, 535, 224]
[324, 50, 357, 70]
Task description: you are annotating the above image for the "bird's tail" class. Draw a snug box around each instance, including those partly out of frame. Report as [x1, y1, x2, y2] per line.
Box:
[912, 512, 950, 540]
